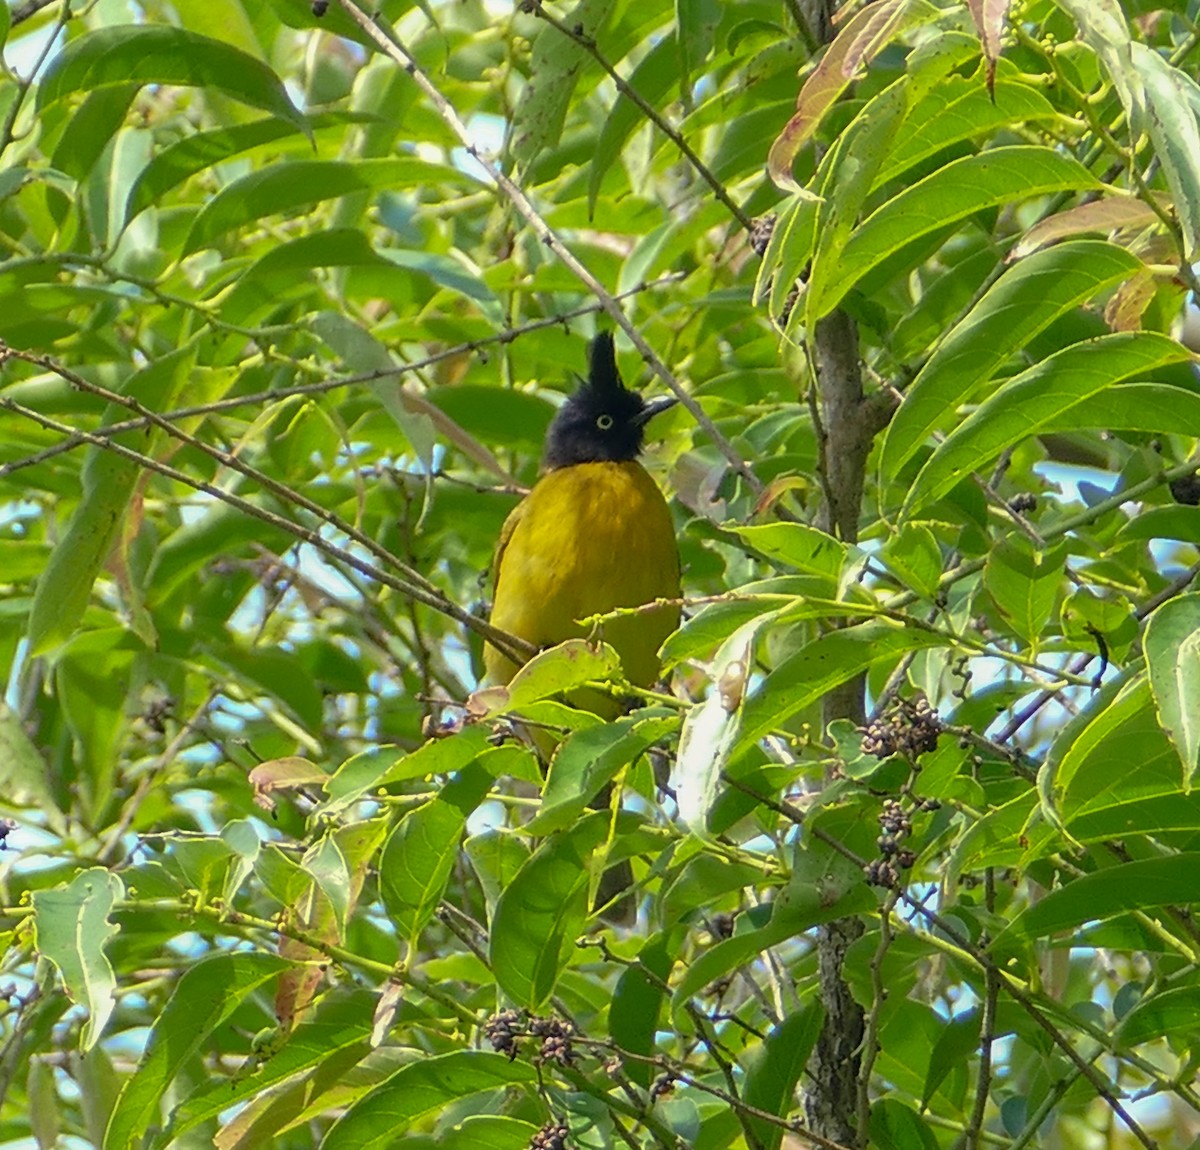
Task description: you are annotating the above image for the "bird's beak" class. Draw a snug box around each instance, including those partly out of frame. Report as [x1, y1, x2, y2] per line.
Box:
[634, 396, 678, 426]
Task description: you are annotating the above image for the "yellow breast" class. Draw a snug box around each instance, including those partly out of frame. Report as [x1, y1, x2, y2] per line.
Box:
[485, 460, 680, 695]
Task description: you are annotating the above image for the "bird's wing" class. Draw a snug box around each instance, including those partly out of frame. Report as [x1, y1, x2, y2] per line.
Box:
[490, 498, 528, 593]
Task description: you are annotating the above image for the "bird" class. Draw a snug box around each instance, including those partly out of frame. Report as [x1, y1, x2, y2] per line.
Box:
[484, 331, 681, 708]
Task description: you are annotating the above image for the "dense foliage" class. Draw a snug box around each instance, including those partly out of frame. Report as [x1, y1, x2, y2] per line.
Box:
[3, 0, 1200, 1146]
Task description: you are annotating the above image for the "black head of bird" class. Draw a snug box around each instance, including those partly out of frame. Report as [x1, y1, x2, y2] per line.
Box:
[542, 332, 676, 469]
[484, 328, 682, 695]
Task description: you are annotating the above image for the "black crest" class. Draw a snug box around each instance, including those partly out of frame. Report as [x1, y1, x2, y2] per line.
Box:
[543, 333, 671, 469]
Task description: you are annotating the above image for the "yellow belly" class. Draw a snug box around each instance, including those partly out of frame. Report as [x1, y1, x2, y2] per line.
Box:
[485, 460, 681, 698]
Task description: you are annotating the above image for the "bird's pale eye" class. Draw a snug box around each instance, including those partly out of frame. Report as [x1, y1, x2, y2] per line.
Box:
[596, 413, 614, 430]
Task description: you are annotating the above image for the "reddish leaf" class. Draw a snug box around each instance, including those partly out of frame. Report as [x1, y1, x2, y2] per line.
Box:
[767, 0, 918, 190]
[966, 0, 1011, 93]
[1011, 197, 1163, 259]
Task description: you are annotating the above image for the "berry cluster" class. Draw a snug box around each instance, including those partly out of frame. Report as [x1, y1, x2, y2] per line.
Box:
[484, 1009, 522, 1061]
[1008, 492, 1038, 514]
[861, 697, 942, 760]
[1170, 473, 1200, 505]
[529, 1122, 570, 1150]
[707, 913, 735, 941]
[650, 1072, 677, 1102]
[529, 1015, 576, 1067]
[864, 797, 939, 887]
[483, 1011, 575, 1066]
[749, 215, 776, 256]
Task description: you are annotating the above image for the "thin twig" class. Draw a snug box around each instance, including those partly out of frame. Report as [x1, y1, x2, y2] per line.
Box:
[0, 393, 534, 663]
[10, 0, 58, 25]
[992, 558, 1200, 745]
[685, 1002, 764, 1150]
[855, 890, 896, 1144]
[732, 778, 1172, 1148]
[96, 688, 219, 865]
[2, 343, 503, 636]
[523, 0, 753, 232]
[335, 0, 763, 497]
[964, 935, 998, 1149]
[0, 1, 69, 156]
[658, 1062, 855, 1150]
[0, 279, 682, 483]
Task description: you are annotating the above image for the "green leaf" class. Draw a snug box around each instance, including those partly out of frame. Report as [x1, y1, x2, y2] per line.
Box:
[380, 763, 493, 946]
[104, 952, 293, 1150]
[1117, 987, 1200, 1047]
[489, 812, 612, 1008]
[728, 522, 847, 581]
[438, 1116, 541, 1150]
[805, 82, 907, 328]
[1041, 675, 1181, 843]
[469, 639, 624, 719]
[880, 240, 1144, 483]
[1134, 43, 1200, 260]
[32, 869, 123, 1051]
[741, 1004, 823, 1150]
[1144, 594, 1200, 785]
[779, 802, 878, 929]
[734, 622, 949, 756]
[182, 158, 470, 254]
[50, 84, 138, 182]
[321, 1051, 536, 1149]
[146, 496, 288, 608]
[670, 917, 795, 1018]
[756, 194, 817, 318]
[877, 73, 1058, 185]
[221, 819, 261, 907]
[922, 1009, 981, 1108]
[29, 1053, 60, 1146]
[672, 830, 874, 1019]
[529, 714, 674, 834]
[588, 37, 677, 217]
[218, 227, 392, 323]
[323, 727, 496, 813]
[904, 331, 1191, 517]
[26, 348, 195, 655]
[982, 536, 1067, 645]
[124, 111, 371, 225]
[1057, 382, 1200, 436]
[997, 855, 1200, 949]
[300, 832, 352, 931]
[464, 829, 531, 916]
[1118, 506, 1200, 543]
[37, 25, 306, 132]
[660, 854, 765, 928]
[510, 0, 615, 168]
[808, 146, 1102, 318]
[217, 646, 324, 732]
[870, 1098, 939, 1150]
[25, 453, 137, 657]
[54, 630, 139, 819]
[158, 989, 375, 1144]
[0, 700, 65, 830]
[610, 932, 677, 1088]
[880, 523, 942, 600]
